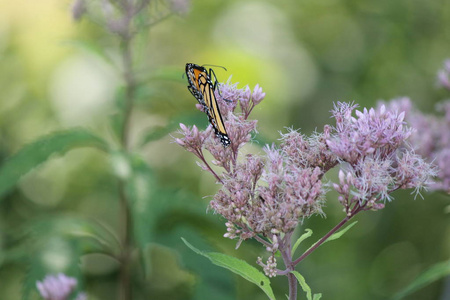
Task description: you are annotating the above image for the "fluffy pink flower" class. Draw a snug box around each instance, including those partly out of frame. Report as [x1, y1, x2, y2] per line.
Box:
[36, 274, 77, 300]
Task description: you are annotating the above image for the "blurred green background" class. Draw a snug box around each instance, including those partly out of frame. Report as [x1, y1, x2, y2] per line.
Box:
[0, 0, 449, 299]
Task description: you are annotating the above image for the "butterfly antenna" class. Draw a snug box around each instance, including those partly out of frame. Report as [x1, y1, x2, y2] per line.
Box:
[202, 64, 228, 72]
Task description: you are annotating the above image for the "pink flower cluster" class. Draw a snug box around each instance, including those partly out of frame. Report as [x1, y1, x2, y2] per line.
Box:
[327, 102, 412, 164]
[329, 102, 435, 214]
[175, 80, 436, 254]
[36, 273, 86, 300]
[385, 97, 449, 192]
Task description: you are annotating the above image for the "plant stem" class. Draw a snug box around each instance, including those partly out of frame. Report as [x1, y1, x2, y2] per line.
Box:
[120, 30, 135, 150]
[279, 232, 297, 300]
[197, 150, 223, 184]
[293, 213, 355, 266]
[118, 14, 135, 300]
[287, 272, 297, 300]
[118, 180, 132, 300]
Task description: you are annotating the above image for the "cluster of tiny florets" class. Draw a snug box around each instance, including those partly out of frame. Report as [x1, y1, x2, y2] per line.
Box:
[216, 80, 266, 119]
[279, 127, 337, 171]
[266, 233, 279, 253]
[252, 146, 324, 234]
[175, 124, 212, 155]
[176, 80, 436, 255]
[224, 221, 241, 239]
[257, 255, 278, 278]
[384, 97, 447, 192]
[327, 102, 412, 164]
[211, 155, 264, 226]
[328, 102, 435, 211]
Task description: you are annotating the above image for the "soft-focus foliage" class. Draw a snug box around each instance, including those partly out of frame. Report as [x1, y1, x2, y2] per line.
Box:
[0, 0, 449, 299]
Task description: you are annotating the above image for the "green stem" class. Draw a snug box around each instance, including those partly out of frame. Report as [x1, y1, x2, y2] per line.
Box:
[118, 14, 135, 300]
[120, 31, 135, 150]
[119, 180, 132, 300]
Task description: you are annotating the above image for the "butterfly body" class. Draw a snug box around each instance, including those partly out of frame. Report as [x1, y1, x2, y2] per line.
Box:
[185, 63, 231, 147]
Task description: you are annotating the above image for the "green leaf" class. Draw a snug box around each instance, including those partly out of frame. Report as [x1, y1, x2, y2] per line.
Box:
[305, 221, 358, 254]
[0, 129, 108, 199]
[292, 270, 312, 300]
[291, 229, 313, 256]
[326, 221, 358, 242]
[33, 216, 121, 256]
[292, 271, 322, 300]
[181, 238, 276, 300]
[313, 293, 322, 300]
[391, 260, 450, 300]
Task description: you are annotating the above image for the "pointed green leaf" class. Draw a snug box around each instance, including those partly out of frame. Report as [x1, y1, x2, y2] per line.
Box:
[326, 221, 358, 242]
[292, 270, 322, 300]
[292, 270, 312, 300]
[181, 238, 275, 300]
[391, 260, 450, 300]
[0, 129, 108, 199]
[305, 221, 358, 254]
[292, 229, 313, 256]
[313, 293, 322, 300]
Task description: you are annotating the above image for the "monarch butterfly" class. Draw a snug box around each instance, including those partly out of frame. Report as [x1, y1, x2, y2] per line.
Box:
[185, 63, 231, 147]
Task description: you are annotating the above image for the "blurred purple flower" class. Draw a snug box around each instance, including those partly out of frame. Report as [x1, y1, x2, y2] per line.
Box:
[433, 149, 450, 191]
[395, 150, 437, 194]
[252, 84, 266, 105]
[437, 59, 450, 90]
[74, 292, 88, 300]
[36, 273, 77, 300]
[384, 97, 449, 192]
[71, 0, 86, 21]
[169, 0, 191, 15]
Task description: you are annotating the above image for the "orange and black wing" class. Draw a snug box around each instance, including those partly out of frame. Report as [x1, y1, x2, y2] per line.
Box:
[185, 63, 231, 147]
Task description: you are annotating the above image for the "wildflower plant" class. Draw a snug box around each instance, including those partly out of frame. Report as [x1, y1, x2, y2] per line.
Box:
[175, 80, 436, 299]
[0, 0, 446, 299]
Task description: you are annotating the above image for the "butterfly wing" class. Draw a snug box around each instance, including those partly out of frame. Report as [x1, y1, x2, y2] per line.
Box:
[185, 63, 231, 147]
[186, 63, 207, 108]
